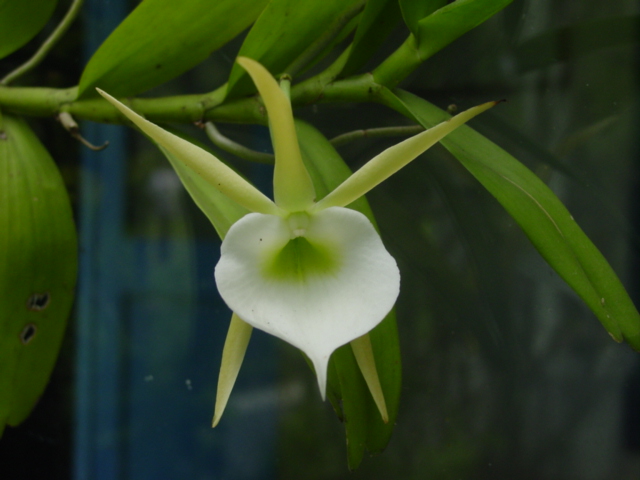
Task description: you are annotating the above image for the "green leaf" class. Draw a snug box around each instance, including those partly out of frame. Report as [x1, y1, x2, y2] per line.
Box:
[0, 0, 57, 60]
[388, 89, 640, 351]
[398, 0, 446, 40]
[78, 0, 268, 98]
[296, 119, 401, 468]
[226, 0, 363, 98]
[414, 0, 513, 59]
[372, 0, 513, 88]
[0, 114, 77, 436]
[340, 0, 402, 77]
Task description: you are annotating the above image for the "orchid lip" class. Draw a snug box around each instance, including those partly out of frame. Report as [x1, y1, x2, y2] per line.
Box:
[214, 207, 400, 396]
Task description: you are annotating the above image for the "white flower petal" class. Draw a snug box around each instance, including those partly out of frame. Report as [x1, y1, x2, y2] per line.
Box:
[214, 207, 400, 397]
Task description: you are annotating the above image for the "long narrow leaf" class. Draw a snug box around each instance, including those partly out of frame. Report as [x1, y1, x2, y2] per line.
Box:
[414, 0, 513, 60]
[226, 0, 363, 98]
[398, 0, 446, 40]
[340, 0, 402, 77]
[78, 0, 268, 98]
[387, 89, 640, 350]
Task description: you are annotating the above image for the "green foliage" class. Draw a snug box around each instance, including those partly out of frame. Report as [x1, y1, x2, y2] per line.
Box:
[0, 0, 57, 60]
[388, 89, 640, 351]
[414, 0, 513, 59]
[339, 0, 402, 77]
[78, 0, 269, 98]
[0, 114, 77, 437]
[226, 0, 363, 98]
[371, 0, 514, 88]
[398, 0, 446, 39]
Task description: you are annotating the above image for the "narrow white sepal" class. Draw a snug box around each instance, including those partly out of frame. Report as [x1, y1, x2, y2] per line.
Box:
[312, 101, 498, 212]
[214, 207, 400, 397]
[97, 88, 281, 216]
[212, 313, 253, 427]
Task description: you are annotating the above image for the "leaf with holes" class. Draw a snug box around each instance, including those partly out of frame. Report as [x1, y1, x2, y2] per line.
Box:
[0, 114, 77, 437]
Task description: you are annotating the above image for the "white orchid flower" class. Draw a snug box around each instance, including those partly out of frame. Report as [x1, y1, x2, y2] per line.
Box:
[97, 57, 495, 426]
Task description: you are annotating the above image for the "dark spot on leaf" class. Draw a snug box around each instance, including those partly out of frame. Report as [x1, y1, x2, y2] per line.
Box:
[155, 64, 162, 69]
[20, 323, 37, 345]
[0, 131, 7, 140]
[27, 292, 50, 311]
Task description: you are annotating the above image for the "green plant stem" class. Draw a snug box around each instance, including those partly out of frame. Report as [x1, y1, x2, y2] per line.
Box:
[204, 123, 274, 164]
[0, 31, 424, 125]
[371, 34, 422, 88]
[0, 86, 79, 116]
[1, 0, 85, 85]
[329, 125, 424, 147]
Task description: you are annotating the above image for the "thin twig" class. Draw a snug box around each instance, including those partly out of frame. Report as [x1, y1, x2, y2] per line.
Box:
[330, 124, 425, 147]
[57, 111, 108, 150]
[2, 0, 85, 85]
[204, 122, 274, 164]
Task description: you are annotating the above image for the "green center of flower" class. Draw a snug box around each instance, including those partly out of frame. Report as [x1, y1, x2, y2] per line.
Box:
[261, 213, 340, 282]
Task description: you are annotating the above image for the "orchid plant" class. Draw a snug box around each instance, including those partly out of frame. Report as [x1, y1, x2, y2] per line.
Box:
[2, 0, 640, 472]
[98, 57, 495, 425]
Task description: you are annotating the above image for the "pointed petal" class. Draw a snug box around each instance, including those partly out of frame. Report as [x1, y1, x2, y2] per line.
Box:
[214, 207, 400, 397]
[312, 101, 498, 211]
[350, 334, 389, 423]
[158, 146, 249, 239]
[97, 89, 281, 216]
[212, 313, 253, 427]
[236, 57, 315, 211]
